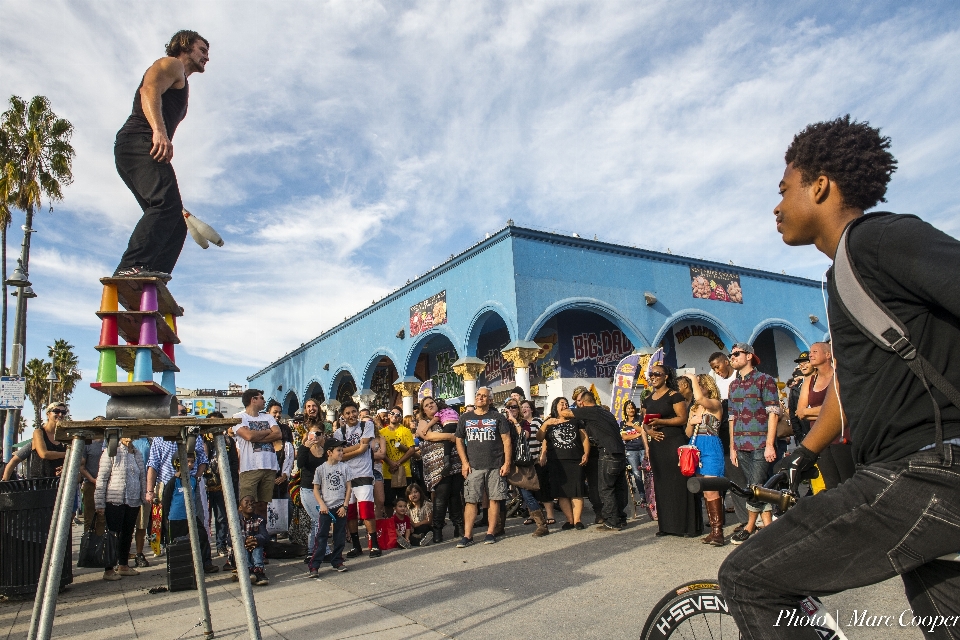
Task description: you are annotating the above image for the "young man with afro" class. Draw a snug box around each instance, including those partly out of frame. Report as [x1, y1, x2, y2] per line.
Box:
[719, 116, 960, 638]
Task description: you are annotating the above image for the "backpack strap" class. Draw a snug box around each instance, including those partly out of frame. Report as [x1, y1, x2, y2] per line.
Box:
[833, 216, 960, 461]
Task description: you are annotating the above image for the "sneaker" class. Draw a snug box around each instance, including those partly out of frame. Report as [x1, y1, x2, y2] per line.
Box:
[249, 572, 258, 584]
[574, 522, 585, 530]
[456, 537, 474, 548]
[103, 571, 121, 581]
[308, 569, 319, 579]
[731, 528, 753, 545]
[223, 559, 234, 571]
[594, 517, 605, 526]
[369, 547, 382, 558]
[483, 534, 497, 545]
[334, 564, 348, 573]
[419, 536, 433, 547]
[397, 537, 412, 549]
[346, 547, 363, 559]
[216, 546, 228, 557]
[204, 564, 220, 574]
[117, 565, 139, 576]
[134, 553, 150, 568]
[113, 266, 171, 281]
[253, 568, 269, 586]
[232, 572, 239, 582]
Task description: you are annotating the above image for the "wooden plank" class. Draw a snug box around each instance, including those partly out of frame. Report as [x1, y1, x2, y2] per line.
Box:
[89, 381, 171, 396]
[57, 417, 240, 441]
[95, 345, 180, 373]
[96, 311, 180, 345]
[100, 276, 183, 317]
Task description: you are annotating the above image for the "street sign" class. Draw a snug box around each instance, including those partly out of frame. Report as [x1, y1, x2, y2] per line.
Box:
[0, 376, 26, 409]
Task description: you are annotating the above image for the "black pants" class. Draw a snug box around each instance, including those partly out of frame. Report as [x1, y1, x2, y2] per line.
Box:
[432, 473, 464, 536]
[719, 445, 960, 639]
[114, 134, 188, 274]
[817, 443, 856, 490]
[168, 518, 212, 567]
[585, 450, 603, 519]
[597, 454, 629, 527]
[104, 503, 139, 568]
[208, 491, 230, 548]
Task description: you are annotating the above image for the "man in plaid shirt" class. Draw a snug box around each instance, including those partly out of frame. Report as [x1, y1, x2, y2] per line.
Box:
[229, 495, 270, 585]
[726, 342, 781, 545]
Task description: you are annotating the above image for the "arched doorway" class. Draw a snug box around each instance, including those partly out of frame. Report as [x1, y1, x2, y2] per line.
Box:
[282, 390, 300, 417]
[751, 326, 806, 383]
[304, 381, 325, 404]
[330, 369, 358, 405]
[405, 329, 461, 401]
[525, 308, 638, 409]
[654, 312, 736, 375]
[367, 356, 399, 410]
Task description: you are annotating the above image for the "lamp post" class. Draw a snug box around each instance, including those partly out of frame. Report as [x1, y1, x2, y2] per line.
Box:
[46, 369, 59, 406]
[3, 252, 35, 464]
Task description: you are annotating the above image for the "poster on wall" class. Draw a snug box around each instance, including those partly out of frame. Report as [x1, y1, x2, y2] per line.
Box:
[431, 351, 463, 399]
[410, 291, 447, 337]
[690, 266, 743, 303]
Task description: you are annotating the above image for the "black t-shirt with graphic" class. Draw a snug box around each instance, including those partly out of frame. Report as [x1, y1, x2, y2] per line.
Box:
[547, 420, 584, 461]
[455, 409, 511, 470]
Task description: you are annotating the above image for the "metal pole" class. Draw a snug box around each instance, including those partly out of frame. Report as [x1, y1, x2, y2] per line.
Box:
[26, 450, 69, 640]
[178, 438, 214, 639]
[215, 433, 261, 639]
[3, 215, 36, 463]
[34, 437, 83, 640]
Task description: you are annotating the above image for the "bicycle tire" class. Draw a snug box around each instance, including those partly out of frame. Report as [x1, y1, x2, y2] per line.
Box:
[640, 580, 739, 640]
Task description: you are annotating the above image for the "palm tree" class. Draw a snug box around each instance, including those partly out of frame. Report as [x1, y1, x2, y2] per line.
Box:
[48, 339, 80, 403]
[24, 357, 51, 429]
[0, 95, 74, 448]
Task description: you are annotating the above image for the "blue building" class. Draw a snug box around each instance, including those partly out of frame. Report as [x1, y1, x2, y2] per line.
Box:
[248, 224, 825, 416]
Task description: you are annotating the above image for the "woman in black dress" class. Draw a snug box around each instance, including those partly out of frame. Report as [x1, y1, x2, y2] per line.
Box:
[642, 364, 702, 537]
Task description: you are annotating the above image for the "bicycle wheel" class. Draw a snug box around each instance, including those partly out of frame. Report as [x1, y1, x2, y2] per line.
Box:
[641, 580, 739, 640]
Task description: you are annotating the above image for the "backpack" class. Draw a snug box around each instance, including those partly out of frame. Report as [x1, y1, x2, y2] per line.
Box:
[833, 215, 960, 458]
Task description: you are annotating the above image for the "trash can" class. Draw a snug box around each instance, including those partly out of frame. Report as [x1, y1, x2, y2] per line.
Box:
[0, 478, 73, 597]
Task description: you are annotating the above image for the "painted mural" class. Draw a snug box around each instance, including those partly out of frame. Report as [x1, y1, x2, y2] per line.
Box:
[431, 351, 464, 399]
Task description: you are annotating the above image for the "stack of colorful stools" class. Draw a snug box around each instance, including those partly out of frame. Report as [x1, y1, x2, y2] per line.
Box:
[92, 277, 182, 415]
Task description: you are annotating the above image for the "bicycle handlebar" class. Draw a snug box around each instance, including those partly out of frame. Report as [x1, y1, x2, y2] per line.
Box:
[686, 471, 805, 513]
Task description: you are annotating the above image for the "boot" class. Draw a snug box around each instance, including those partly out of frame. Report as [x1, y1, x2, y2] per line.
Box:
[530, 509, 549, 537]
[494, 507, 506, 537]
[702, 498, 725, 546]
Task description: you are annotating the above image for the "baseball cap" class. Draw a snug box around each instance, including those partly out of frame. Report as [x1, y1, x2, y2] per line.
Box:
[730, 342, 761, 366]
[324, 438, 347, 452]
[794, 351, 810, 363]
[376, 408, 388, 415]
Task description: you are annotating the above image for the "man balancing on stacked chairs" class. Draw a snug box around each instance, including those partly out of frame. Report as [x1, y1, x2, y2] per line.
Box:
[113, 30, 223, 280]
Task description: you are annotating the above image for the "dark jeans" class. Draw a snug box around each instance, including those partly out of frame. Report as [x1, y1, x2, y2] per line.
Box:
[432, 473, 464, 536]
[719, 445, 960, 640]
[168, 518, 212, 567]
[598, 455, 629, 527]
[309, 510, 346, 570]
[724, 457, 750, 525]
[104, 503, 139, 568]
[114, 134, 188, 274]
[585, 450, 603, 518]
[208, 491, 230, 548]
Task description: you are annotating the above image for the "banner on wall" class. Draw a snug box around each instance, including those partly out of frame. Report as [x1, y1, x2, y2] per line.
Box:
[610, 354, 641, 422]
[690, 266, 743, 303]
[644, 347, 666, 382]
[418, 380, 433, 402]
[410, 291, 448, 337]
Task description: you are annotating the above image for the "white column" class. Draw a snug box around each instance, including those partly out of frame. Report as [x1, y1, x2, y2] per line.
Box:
[463, 378, 478, 405]
[402, 394, 415, 417]
[514, 366, 531, 401]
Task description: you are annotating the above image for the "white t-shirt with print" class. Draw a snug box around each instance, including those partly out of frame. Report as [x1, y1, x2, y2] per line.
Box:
[234, 411, 279, 473]
[340, 420, 375, 481]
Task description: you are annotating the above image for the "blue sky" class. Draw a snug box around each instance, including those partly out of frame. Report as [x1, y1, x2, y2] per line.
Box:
[2, 0, 959, 428]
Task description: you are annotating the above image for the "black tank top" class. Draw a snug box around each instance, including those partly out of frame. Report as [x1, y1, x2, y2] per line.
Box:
[29, 431, 67, 478]
[117, 76, 189, 140]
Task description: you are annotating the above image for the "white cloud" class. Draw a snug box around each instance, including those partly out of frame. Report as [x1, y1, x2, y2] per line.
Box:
[2, 0, 960, 395]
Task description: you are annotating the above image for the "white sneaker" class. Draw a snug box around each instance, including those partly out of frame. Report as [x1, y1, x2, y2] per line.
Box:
[397, 537, 412, 549]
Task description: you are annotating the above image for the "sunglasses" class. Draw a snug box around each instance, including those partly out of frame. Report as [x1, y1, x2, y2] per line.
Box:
[648, 372, 665, 378]
[729, 351, 748, 358]
[505, 405, 519, 411]
[390, 411, 401, 416]
[51, 409, 67, 415]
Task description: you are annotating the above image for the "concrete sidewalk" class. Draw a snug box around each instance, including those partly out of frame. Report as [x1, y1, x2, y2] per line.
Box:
[1, 515, 913, 639]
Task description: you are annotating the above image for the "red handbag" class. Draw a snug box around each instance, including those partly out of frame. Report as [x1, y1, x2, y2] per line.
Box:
[678, 433, 700, 477]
